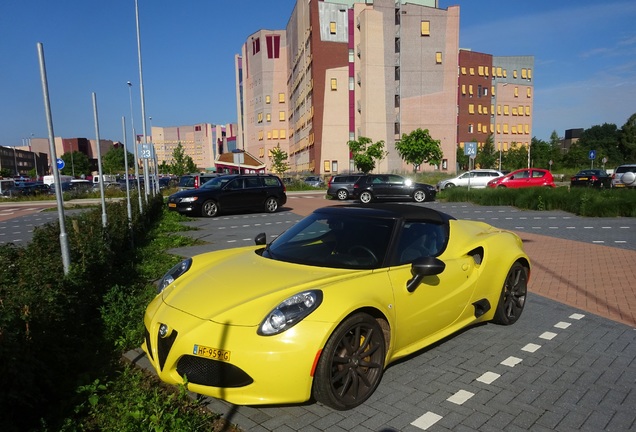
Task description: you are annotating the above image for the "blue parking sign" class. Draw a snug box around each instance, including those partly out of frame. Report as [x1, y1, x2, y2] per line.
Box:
[56, 158, 65, 170]
[589, 150, 596, 160]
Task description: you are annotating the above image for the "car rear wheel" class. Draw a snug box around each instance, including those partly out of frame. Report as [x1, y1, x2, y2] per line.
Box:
[264, 197, 279, 213]
[313, 313, 386, 410]
[444, 183, 455, 189]
[201, 200, 219, 217]
[336, 189, 349, 200]
[413, 190, 426, 203]
[492, 262, 528, 325]
[359, 191, 373, 204]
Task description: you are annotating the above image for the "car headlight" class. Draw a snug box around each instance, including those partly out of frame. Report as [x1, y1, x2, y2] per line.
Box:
[180, 197, 198, 203]
[157, 258, 192, 293]
[258, 290, 323, 336]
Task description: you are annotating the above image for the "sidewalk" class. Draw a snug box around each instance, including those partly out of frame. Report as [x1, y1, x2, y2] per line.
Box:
[518, 231, 636, 327]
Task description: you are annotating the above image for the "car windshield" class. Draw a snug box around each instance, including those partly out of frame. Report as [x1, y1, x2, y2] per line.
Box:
[262, 212, 395, 269]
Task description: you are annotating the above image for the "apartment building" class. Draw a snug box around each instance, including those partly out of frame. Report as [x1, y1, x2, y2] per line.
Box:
[151, 123, 237, 171]
[235, 29, 290, 171]
[237, 0, 459, 175]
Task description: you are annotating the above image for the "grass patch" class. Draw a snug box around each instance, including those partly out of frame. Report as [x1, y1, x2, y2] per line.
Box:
[439, 186, 636, 217]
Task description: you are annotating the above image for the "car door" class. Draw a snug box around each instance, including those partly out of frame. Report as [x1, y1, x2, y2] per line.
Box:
[387, 174, 410, 198]
[506, 169, 531, 188]
[529, 169, 547, 187]
[219, 177, 246, 210]
[369, 175, 391, 198]
[388, 255, 478, 352]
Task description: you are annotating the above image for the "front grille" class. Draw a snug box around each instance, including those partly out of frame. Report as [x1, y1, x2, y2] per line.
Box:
[157, 329, 178, 371]
[177, 355, 253, 388]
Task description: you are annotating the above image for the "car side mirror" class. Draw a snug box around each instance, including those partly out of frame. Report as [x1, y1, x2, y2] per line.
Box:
[406, 256, 446, 292]
[255, 232, 267, 245]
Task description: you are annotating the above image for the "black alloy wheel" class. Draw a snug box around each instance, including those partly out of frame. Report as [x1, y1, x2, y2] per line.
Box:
[313, 313, 386, 410]
[492, 262, 528, 325]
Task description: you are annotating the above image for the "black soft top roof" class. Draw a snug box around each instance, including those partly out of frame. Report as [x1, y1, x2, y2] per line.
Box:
[314, 203, 455, 224]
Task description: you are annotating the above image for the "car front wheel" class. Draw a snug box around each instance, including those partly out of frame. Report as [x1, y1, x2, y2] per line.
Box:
[264, 197, 278, 213]
[492, 262, 528, 325]
[413, 190, 426, 203]
[201, 200, 219, 217]
[359, 191, 373, 204]
[313, 313, 386, 410]
[336, 189, 349, 200]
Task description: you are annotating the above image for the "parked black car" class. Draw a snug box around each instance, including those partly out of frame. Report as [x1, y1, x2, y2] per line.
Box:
[326, 174, 365, 200]
[167, 174, 287, 217]
[570, 169, 612, 188]
[352, 174, 436, 203]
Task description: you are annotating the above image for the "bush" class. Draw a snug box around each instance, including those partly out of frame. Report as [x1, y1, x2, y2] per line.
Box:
[439, 186, 636, 217]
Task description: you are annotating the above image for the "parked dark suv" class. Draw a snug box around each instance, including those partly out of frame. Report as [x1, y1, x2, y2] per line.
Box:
[167, 174, 287, 217]
[326, 174, 365, 200]
[352, 174, 436, 203]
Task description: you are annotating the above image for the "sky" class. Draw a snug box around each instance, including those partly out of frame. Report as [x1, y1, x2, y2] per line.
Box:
[1, 0, 635, 149]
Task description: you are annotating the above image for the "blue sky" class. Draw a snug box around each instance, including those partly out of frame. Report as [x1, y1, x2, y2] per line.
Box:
[1, 0, 635, 148]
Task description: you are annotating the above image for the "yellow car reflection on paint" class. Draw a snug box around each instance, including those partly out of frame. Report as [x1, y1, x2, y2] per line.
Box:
[143, 203, 530, 410]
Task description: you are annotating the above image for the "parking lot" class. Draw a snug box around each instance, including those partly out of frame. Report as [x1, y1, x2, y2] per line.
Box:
[125, 192, 635, 431]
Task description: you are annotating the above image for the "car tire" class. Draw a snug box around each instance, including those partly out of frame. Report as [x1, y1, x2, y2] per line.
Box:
[492, 262, 528, 325]
[313, 313, 386, 410]
[359, 191, 373, 204]
[201, 200, 219, 217]
[444, 183, 455, 189]
[413, 190, 426, 203]
[264, 197, 279, 213]
[336, 189, 349, 200]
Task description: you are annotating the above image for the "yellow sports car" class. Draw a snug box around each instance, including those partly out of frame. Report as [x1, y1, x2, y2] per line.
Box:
[143, 203, 530, 410]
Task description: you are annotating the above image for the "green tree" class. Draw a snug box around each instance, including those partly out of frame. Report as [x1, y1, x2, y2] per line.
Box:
[0, 168, 12, 178]
[102, 146, 134, 174]
[269, 143, 290, 174]
[502, 143, 528, 170]
[547, 130, 563, 171]
[578, 123, 621, 167]
[169, 143, 197, 176]
[475, 135, 497, 169]
[456, 145, 469, 171]
[347, 137, 387, 174]
[61, 151, 90, 177]
[561, 141, 588, 169]
[158, 161, 170, 175]
[529, 137, 552, 169]
[395, 128, 443, 173]
[618, 113, 636, 163]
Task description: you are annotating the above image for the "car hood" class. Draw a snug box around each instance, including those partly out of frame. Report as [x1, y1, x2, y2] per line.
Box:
[161, 247, 365, 326]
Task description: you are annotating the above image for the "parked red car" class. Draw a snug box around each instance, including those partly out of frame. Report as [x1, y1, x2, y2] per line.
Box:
[487, 168, 556, 188]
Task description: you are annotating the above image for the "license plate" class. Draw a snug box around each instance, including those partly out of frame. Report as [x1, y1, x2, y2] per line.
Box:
[193, 344, 231, 361]
[615, 184, 625, 188]
[168, 203, 176, 208]
[578, 177, 588, 180]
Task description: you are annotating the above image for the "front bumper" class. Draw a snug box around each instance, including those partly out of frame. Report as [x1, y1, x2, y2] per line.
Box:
[142, 298, 332, 405]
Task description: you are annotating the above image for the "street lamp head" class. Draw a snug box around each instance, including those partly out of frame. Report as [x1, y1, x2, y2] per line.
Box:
[127, 81, 132, 86]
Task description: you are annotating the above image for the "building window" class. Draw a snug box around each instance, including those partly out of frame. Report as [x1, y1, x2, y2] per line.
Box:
[527, 88, 532, 98]
[266, 35, 281, 59]
[272, 130, 279, 139]
[461, 67, 466, 75]
[279, 111, 285, 121]
[436, 52, 442, 64]
[278, 93, 285, 103]
[265, 95, 271, 104]
[332, 161, 338, 173]
[331, 78, 337, 90]
[513, 70, 518, 79]
[330, 21, 336, 34]
[252, 37, 260, 55]
[468, 104, 474, 114]
[421, 20, 430, 36]
[267, 131, 272, 140]
[461, 84, 466, 95]
[195, 125, 201, 131]
[469, 85, 473, 96]
[257, 112, 263, 123]
[266, 113, 271, 122]
[468, 124, 474, 133]
[324, 160, 331, 172]
[280, 129, 286, 139]
[469, 67, 474, 75]
[514, 87, 519, 97]
[349, 77, 354, 90]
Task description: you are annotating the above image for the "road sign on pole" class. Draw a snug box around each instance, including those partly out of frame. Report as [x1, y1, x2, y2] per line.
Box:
[56, 158, 65, 170]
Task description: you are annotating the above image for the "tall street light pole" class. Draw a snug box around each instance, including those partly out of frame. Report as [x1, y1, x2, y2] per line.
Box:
[127, 81, 143, 213]
[135, 0, 152, 201]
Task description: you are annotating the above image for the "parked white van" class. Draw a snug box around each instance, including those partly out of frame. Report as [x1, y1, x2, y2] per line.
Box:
[42, 175, 73, 185]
